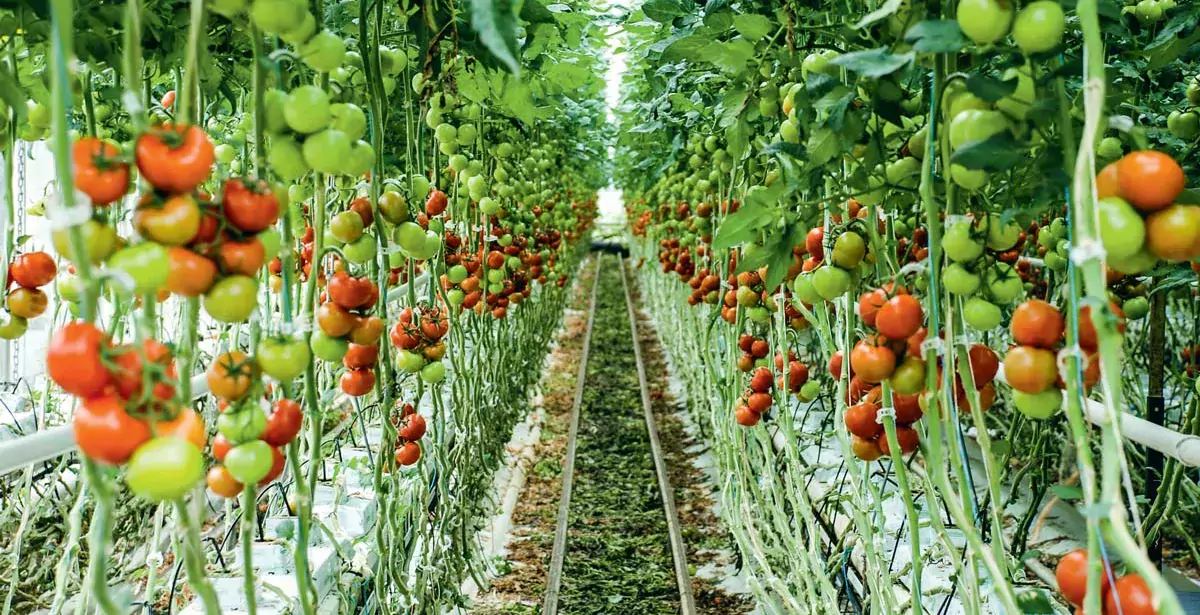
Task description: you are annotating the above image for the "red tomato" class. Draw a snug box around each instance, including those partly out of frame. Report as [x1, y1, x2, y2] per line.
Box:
[262, 399, 303, 446]
[47, 321, 112, 397]
[73, 395, 151, 465]
[135, 124, 215, 193]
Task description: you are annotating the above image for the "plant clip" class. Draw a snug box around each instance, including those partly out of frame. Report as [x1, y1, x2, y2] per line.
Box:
[1055, 344, 1088, 383]
[875, 406, 896, 423]
[44, 187, 94, 231]
[1068, 238, 1106, 266]
[145, 550, 165, 568]
[920, 336, 945, 357]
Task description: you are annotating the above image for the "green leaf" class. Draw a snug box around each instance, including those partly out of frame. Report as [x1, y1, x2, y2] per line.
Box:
[470, 0, 522, 75]
[965, 73, 1019, 103]
[718, 87, 749, 128]
[1015, 589, 1055, 614]
[950, 132, 1025, 171]
[733, 13, 773, 41]
[458, 68, 491, 103]
[713, 198, 769, 250]
[701, 38, 755, 74]
[855, 0, 903, 29]
[500, 77, 536, 126]
[725, 118, 751, 161]
[519, 0, 556, 23]
[904, 20, 967, 54]
[660, 34, 711, 61]
[643, 0, 695, 23]
[806, 126, 841, 167]
[1050, 484, 1083, 501]
[761, 141, 806, 159]
[830, 48, 913, 78]
[0, 67, 27, 126]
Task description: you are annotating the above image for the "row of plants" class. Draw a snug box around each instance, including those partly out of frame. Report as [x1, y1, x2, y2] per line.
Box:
[0, 0, 612, 613]
[619, 0, 1198, 613]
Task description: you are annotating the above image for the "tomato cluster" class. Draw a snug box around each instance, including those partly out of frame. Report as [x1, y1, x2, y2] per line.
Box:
[311, 270, 384, 396]
[205, 351, 301, 497]
[390, 303, 449, 385]
[1095, 151, 1200, 271]
[390, 402, 426, 467]
[49, 322, 205, 501]
[1, 251, 57, 338]
[1055, 550, 1158, 615]
[793, 219, 871, 305]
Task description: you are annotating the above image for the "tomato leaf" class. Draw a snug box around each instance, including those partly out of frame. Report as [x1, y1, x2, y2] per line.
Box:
[965, 73, 1019, 103]
[0, 67, 27, 126]
[830, 48, 914, 78]
[904, 20, 967, 54]
[469, 0, 522, 75]
[1050, 483, 1083, 501]
[732, 13, 773, 41]
[712, 198, 769, 251]
[950, 132, 1025, 171]
[806, 126, 842, 168]
[1015, 589, 1055, 614]
[854, 0, 903, 29]
[642, 0, 695, 24]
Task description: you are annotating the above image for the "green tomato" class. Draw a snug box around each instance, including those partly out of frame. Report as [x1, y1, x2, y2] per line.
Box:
[1096, 136, 1123, 160]
[831, 232, 867, 269]
[1122, 296, 1150, 320]
[435, 123, 457, 144]
[124, 438, 205, 502]
[888, 356, 926, 395]
[420, 360, 446, 383]
[343, 234, 378, 264]
[268, 136, 310, 181]
[791, 273, 821, 304]
[1011, 1, 1065, 54]
[57, 275, 81, 303]
[984, 214, 1021, 251]
[310, 331, 350, 362]
[948, 109, 1010, 150]
[1096, 197, 1146, 260]
[279, 11, 316, 44]
[215, 144, 238, 164]
[746, 306, 772, 324]
[342, 141, 376, 177]
[1135, 0, 1162, 23]
[302, 129, 352, 174]
[446, 288, 465, 306]
[1167, 110, 1200, 141]
[943, 221, 984, 262]
[218, 405, 267, 444]
[204, 275, 259, 323]
[1188, 77, 1200, 106]
[53, 219, 117, 265]
[258, 229, 282, 262]
[396, 349, 425, 373]
[395, 222, 426, 255]
[942, 262, 981, 295]
[956, 0, 1013, 44]
[885, 157, 921, 189]
[1013, 389, 1062, 420]
[811, 265, 851, 300]
[106, 243, 170, 295]
[951, 165, 988, 191]
[330, 103, 368, 141]
[257, 335, 311, 382]
[447, 265, 469, 285]
[225, 440, 276, 485]
[329, 211, 364, 244]
[0, 315, 28, 339]
[963, 297, 1003, 330]
[300, 31, 346, 73]
[263, 89, 289, 134]
[283, 85, 331, 134]
[995, 66, 1035, 120]
[984, 263, 1023, 303]
[1109, 249, 1158, 275]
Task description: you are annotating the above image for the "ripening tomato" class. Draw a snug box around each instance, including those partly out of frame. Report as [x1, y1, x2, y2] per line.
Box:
[858, 289, 888, 327]
[1117, 151, 1185, 212]
[262, 399, 303, 446]
[1145, 204, 1200, 262]
[207, 351, 259, 400]
[135, 193, 202, 246]
[135, 124, 215, 193]
[73, 137, 130, 206]
[349, 315, 384, 345]
[1055, 550, 1107, 607]
[850, 435, 883, 461]
[318, 302, 359, 337]
[395, 441, 421, 466]
[207, 466, 243, 497]
[48, 321, 111, 397]
[222, 178, 280, 233]
[878, 426, 919, 455]
[166, 247, 218, 296]
[327, 270, 374, 310]
[74, 395, 151, 465]
[343, 343, 379, 369]
[10, 251, 57, 288]
[849, 341, 896, 384]
[844, 402, 882, 440]
[217, 237, 266, 276]
[1011, 299, 1063, 349]
[1003, 345, 1057, 394]
[1078, 303, 1125, 353]
[111, 339, 177, 404]
[875, 295, 923, 340]
[160, 90, 176, 109]
[257, 335, 311, 382]
[968, 344, 999, 385]
[1104, 574, 1156, 615]
[7, 287, 47, 319]
[259, 445, 287, 485]
[888, 356, 926, 395]
[734, 404, 760, 426]
[1095, 161, 1122, 200]
[154, 408, 208, 451]
[340, 368, 376, 396]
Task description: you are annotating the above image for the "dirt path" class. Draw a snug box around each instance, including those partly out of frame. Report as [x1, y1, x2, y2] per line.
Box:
[471, 257, 752, 615]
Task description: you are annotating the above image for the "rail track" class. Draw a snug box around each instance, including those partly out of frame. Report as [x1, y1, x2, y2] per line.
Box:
[542, 254, 697, 615]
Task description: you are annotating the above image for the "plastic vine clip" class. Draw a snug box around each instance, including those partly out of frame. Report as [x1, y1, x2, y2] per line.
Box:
[1055, 345, 1088, 385]
[876, 406, 896, 423]
[1068, 238, 1106, 266]
[44, 187, 94, 231]
[920, 336, 945, 358]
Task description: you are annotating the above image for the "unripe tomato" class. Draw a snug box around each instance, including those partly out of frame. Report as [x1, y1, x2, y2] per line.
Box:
[1011, 1, 1064, 54]
[124, 437, 205, 502]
